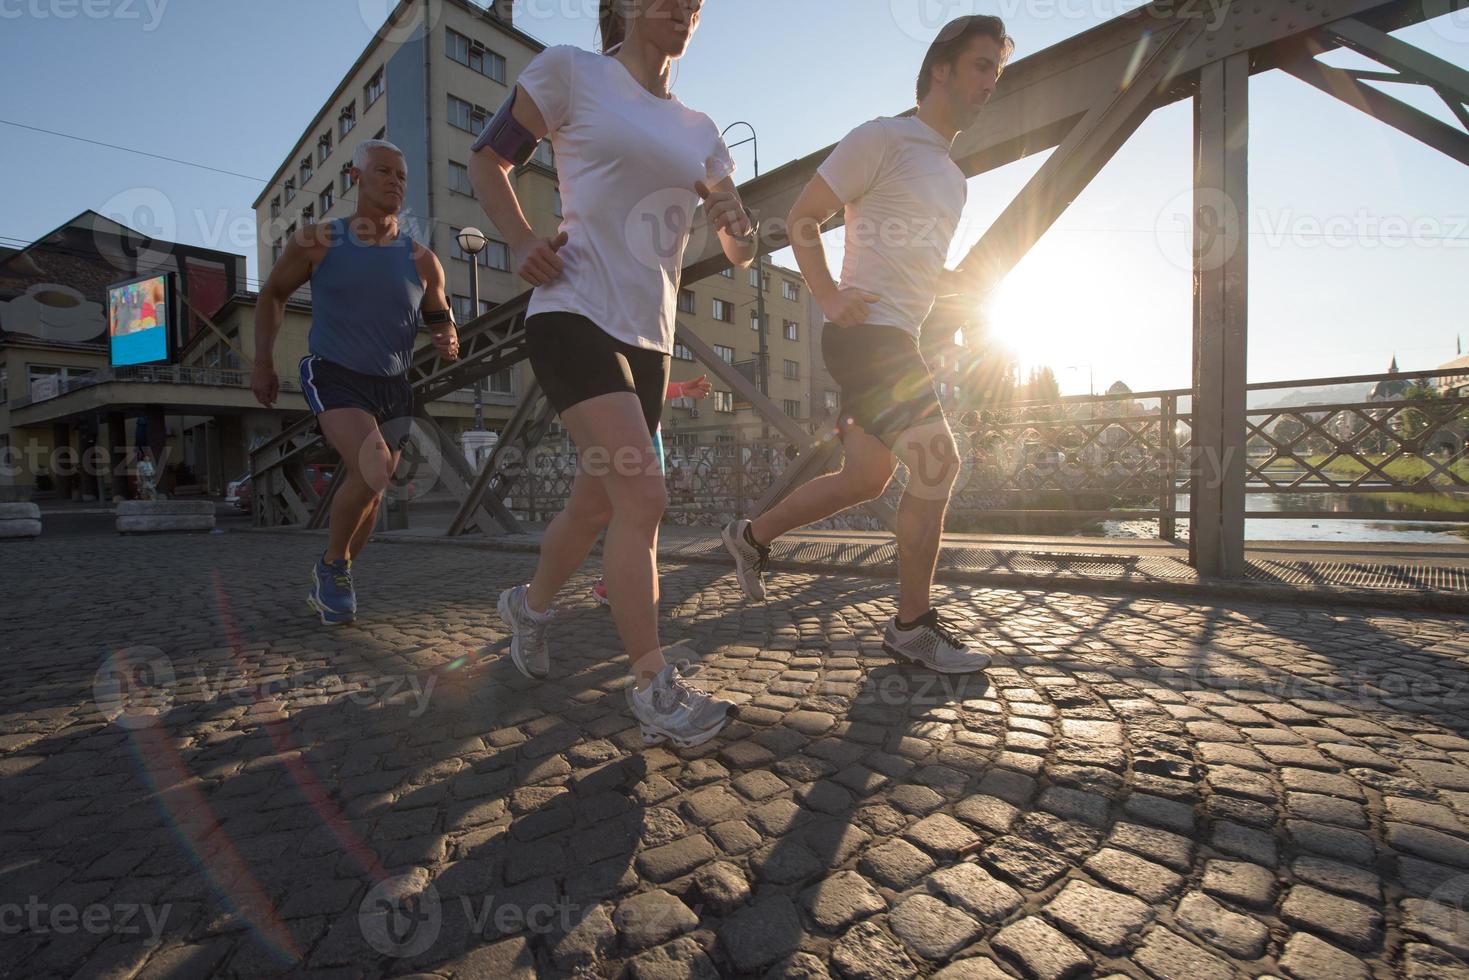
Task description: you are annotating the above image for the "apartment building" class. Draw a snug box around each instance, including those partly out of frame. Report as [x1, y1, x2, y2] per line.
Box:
[251, 0, 547, 432]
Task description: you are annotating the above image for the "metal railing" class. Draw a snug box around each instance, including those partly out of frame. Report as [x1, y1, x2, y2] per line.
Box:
[474, 368, 1467, 537]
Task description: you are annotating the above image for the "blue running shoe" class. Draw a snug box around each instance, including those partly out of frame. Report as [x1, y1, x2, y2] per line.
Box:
[308, 554, 356, 625]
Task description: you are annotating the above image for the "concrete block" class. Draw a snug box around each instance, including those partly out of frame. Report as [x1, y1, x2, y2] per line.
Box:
[115, 500, 215, 534]
[0, 503, 41, 521]
[0, 520, 41, 539]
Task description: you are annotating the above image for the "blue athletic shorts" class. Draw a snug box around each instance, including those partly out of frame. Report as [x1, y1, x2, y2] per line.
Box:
[299, 355, 413, 426]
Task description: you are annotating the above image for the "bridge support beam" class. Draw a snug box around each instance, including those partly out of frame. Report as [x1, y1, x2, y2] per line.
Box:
[1190, 53, 1251, 579]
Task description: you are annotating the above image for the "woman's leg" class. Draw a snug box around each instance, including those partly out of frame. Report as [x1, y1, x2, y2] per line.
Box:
[526, 466, 613, 612]
[559, 391, 669, 688]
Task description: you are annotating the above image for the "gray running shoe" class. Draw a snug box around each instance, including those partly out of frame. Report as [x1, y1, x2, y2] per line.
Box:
[884, 609, 991, 673]
[627, 661, 734, 749]
[497, 585, 553, 679]
[722, 519, 769, 601]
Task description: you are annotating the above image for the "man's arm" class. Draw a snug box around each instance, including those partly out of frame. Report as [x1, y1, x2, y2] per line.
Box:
[252, 229, 318, 407]
[787, 176, 880, 328]
[415, 245, 459, 361]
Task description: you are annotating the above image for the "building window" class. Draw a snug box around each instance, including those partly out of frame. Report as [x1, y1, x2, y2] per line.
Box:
[452, 295, 475, 321]
[487, 369, 513, 395]
[532, 140, 555, 170]
[672, 342, 695, 361]
[553, 188, 563, 217]
[750, 312, 767, 333]
[712, 299, 733, 322]
[302, 204, 314, 225]
[340, 101, 357, 138]
[719, 268, 733, 279]
[486, 239, 511, 272]
[446, 28, 507, 83]
[364, 67, 384, 107]
[270, 195, 281, 218]
[824, 390, 839, 414]
[784, 319, 799, 341]
[783, 280, 801, 302]
[479, 299, 493, 317]
[448, 94, 488, 133]
[300, 156, 313, 185]
[0, 368, 7, 403]
[284, 178, 296, 204]
[678, 289, 695, 314]
[784, 399, 802, 419]
[449, 161, 475, 196]
[341, 164, 356, 194]
[374, 127, 385, 140]
[713, 344, 735, 364]
[272, 240, 283, 263]
[784, 359, 800, 381]
[714, 391, 734, 413]
[317, 132, 332, 165]
[319, 187, 334, 213]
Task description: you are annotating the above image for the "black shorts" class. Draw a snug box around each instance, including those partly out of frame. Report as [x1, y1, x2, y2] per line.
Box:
[527, 312, 670, 438]
[822, 323, 944, 449]
[299, 355, 414, 425]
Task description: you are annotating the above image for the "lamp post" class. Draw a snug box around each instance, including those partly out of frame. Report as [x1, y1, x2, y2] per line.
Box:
[721, 122, 766, 401]
[456, 226, 488, 430]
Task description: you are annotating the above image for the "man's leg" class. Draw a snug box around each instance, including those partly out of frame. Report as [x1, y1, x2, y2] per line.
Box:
[316, 409, 393, 563]
[889, 419, 961, 622]
[344, 447, 400, 561]
[749, 429, 896, 546]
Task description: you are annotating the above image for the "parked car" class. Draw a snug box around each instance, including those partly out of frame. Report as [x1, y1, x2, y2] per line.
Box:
[234, 464, 337, 513]
[225, 473, 249, 508]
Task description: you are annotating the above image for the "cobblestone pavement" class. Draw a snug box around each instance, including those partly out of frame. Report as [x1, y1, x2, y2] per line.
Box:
[4, 532, 1469, 979]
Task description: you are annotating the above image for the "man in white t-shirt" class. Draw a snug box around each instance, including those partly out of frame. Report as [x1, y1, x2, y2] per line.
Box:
[724, 15, 1013, 673]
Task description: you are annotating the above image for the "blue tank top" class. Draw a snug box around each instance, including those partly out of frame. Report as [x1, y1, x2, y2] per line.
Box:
[308, 218, 423, 377]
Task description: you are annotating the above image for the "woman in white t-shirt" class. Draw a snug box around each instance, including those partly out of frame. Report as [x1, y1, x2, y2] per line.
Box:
[469, 0, 757, 748]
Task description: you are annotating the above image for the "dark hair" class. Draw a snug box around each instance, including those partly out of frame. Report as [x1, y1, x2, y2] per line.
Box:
[916, 14, 1014, 102]
[599, 0, 625, 53]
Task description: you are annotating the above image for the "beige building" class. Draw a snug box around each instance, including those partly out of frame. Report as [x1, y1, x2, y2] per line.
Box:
[252, 0, 824, 449]
[251, 0, 548, 434]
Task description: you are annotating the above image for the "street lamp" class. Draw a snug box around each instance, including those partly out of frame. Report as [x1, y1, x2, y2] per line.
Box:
[456, 226, 488, 430]
[721, 122, 767, 401]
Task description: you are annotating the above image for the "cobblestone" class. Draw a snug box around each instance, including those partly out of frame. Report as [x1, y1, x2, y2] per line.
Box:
[6, 534, 1469, 977]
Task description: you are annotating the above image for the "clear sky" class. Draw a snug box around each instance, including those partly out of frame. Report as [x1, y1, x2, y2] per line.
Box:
[1, 0, 1464, 394]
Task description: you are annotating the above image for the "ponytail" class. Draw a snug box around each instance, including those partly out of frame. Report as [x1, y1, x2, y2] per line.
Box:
[599, 0, 625, 53]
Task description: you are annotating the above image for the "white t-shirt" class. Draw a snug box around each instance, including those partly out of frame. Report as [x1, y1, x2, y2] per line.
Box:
[513, 45, 735, 354]
[817, 116, 967, 338]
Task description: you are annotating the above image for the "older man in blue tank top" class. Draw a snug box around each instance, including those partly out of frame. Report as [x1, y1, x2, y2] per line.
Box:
[252, 140, 459, 625]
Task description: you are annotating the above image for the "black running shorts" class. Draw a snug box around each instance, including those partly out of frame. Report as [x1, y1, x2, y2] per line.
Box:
[526, 312, 670, 439]
[821, 323, 944, 449]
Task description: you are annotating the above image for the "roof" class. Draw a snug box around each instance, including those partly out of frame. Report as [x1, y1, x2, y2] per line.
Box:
[252, 0, 545, 208]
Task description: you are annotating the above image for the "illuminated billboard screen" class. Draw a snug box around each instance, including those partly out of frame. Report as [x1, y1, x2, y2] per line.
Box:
[108, 274, 174, 367]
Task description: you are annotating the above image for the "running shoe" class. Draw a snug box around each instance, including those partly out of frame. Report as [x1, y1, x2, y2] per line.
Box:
[308, 554, 356, 626]
[722, 519, 769, 601]
[627, 661, 734, 748]
[883, 609, 991, 673]
[497, 584, 554, 679]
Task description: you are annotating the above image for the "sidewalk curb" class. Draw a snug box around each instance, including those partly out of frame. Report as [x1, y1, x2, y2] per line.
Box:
[240, 527, 1469, 616]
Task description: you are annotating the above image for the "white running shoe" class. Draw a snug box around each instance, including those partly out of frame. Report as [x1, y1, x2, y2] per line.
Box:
[883, 610, 991, 674]
[722, 519, 769, 601]
[627, 662, 734, 749]
[497, 585, 553, 680]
